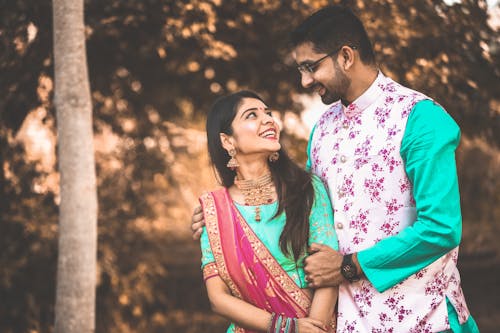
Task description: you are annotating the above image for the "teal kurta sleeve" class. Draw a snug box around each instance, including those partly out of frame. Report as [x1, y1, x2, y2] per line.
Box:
[305, 123, 317, 172]
[308, 176, 338, 251]
[357, 99, 462, 292]
[200, 226, 215, 269]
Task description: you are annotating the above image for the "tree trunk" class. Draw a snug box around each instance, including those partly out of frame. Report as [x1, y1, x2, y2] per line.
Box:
[53, 0, 97, 332]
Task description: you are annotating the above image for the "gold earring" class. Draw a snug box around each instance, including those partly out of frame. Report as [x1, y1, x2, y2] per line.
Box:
[268, 151, 279, 163]
[226, 149, 239, 170]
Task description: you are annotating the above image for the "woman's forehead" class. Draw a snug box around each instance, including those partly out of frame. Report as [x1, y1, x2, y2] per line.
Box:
[237, 98, 267, 112]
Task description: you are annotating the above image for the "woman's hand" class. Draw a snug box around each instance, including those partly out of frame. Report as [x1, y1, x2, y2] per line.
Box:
[297, 317, 328, 333]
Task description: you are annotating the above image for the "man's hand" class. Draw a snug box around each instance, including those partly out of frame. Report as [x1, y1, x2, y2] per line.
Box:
[297, 317, 328, 333]
[304, 243, 345, 288]
[191, 205, 205, 240]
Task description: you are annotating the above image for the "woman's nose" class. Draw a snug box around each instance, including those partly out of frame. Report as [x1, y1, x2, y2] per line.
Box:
[262, 111, 274, 123]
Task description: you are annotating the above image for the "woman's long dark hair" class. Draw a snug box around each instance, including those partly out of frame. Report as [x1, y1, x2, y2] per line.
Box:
[206, 90, 315, 261]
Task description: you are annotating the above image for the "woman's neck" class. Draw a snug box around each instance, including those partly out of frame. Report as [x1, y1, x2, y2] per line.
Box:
[235, 159, 271, 181]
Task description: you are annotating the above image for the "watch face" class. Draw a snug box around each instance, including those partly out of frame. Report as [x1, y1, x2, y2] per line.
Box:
[342, 263, 356, 279]
[341, 254, 359, 282]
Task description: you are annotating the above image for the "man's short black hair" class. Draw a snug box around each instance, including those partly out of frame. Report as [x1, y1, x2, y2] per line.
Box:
[291, 5, 376, 65]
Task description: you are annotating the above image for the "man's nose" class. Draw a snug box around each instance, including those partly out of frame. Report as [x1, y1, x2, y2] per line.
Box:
[301, 72, 314, 88]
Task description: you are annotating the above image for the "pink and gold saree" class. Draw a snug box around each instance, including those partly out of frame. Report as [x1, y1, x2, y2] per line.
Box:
[200, 188, 312, 333]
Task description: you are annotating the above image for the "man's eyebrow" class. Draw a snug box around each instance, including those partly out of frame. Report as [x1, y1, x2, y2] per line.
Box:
[298, 59, 314, 65]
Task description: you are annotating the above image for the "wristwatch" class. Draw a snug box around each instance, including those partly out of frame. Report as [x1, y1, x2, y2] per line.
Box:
[341, 253, 360, 282]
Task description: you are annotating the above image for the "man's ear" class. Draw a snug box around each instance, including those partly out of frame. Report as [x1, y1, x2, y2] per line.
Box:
[340, 45, 356, 71]
[220, 133, 234, 152]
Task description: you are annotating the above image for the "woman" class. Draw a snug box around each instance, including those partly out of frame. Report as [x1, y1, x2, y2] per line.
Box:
[199, 90, 338, 333]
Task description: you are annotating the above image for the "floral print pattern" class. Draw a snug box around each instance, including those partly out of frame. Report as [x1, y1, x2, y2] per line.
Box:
[309, 73, 470, 332]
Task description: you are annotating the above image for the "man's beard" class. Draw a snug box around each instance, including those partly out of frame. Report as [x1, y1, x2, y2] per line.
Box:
[320, 89, 341, 105]
[318, 62, 350, 105]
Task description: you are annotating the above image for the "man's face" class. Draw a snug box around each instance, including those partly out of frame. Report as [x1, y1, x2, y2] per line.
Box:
[293, 42, 350, 105]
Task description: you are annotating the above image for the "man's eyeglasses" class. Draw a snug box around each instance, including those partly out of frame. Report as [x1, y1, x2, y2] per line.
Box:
[296, 45, 357, 74]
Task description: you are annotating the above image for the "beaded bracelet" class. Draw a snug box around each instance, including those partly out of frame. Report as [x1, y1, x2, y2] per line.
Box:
[268, 313, 298, 333]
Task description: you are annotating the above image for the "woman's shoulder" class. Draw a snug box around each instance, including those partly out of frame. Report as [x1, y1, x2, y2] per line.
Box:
[199, 187, 226, 198]
[310, 174, 326, 189]
[309, 174, 331, 202]
[198, 187, 229, 213]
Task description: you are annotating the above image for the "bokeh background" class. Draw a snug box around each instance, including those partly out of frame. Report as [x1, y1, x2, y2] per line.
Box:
[1, 0, 499, 332]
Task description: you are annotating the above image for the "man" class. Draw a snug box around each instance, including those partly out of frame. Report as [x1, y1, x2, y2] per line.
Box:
[192, 6, 479, 332]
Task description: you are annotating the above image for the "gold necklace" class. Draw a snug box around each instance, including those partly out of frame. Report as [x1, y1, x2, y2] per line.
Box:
[234, 173, 274, 222]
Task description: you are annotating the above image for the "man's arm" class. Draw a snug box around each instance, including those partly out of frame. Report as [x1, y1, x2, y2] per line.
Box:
[357, 99, 462, 292]
[304, 243, 361, 288]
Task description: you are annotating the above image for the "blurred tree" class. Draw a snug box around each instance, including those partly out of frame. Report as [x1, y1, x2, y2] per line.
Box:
[52, 0, 97, 332]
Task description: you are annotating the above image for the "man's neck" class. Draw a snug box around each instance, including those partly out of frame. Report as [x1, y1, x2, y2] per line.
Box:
[344, 66, 379, 104]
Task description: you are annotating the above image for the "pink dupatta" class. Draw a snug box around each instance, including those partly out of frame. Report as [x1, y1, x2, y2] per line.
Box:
[200, 188, 312, 333]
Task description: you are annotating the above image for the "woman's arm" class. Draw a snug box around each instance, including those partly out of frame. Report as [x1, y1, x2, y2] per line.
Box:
[206, 276, 328, 333]
[305, 176, 339, 331]
[308, 287, 338, 331]
[206, 276, 272, 331]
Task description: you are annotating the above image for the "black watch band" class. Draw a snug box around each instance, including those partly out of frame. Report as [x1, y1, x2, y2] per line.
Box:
[341, 253, 360, 282]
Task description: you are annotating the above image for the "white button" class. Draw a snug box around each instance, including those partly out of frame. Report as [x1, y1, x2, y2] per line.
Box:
[336, 222, 344, 230]
[340, 155, 347, 163]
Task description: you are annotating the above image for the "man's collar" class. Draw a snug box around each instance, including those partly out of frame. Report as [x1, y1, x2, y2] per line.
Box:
[343, 71, 385, 118]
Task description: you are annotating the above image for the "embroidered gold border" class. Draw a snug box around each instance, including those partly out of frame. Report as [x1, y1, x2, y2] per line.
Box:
[200, 191, 242, 299]
[230, 199, 312, 315]
[202, 262, 219, 281]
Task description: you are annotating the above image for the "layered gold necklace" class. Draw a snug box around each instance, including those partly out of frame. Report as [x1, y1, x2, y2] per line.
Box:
[234, 173, 274, 222]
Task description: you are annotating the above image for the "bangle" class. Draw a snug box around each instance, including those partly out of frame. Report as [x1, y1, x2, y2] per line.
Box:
[268, 313, 297, 333]
[267, 313, 276, 333]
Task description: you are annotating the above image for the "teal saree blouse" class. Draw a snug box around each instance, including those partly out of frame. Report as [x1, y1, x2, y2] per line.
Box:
[200, 175, 338, 289]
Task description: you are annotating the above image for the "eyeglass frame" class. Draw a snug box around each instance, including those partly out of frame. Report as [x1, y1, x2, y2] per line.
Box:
[296, 45, 358, 74]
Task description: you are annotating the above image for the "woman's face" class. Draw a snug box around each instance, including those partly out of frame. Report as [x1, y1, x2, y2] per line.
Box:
[225, 97, 281, 157]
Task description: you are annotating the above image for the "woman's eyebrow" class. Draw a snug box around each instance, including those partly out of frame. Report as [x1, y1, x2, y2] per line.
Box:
[239, 107, 259, 119]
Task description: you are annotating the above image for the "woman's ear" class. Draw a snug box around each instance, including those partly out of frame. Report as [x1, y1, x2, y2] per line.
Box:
[220, 133, 234, 152]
